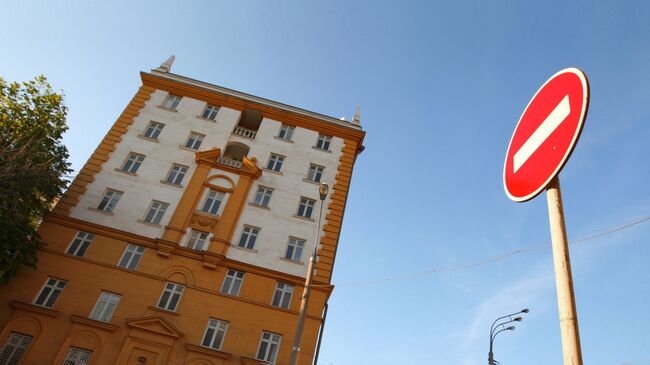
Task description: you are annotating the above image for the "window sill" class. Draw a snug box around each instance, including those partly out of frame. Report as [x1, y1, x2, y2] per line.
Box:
[137, 220, 162, 228]
[179, 145, 200, 152]
[230, 245, 257, 253]
[114, 168, 138, 176]
[312, 146, 332, 153]
[185, 343, 231, 359]
[148, 305, 180, 316]
[271, 304, 292, 311]
[303, 178, 321, 185]
[160, 180, 184, 188]
[11, 300, 60, 318]
[248, 202, 270, 210]
[157, 105, 178, 112]
[292, 214, 315, 222]
[274, 136, 294, 143]
[88, 207, 114, 215]
[241, 356, 270, 365]
[70, 314, 119, 332]
[196, 115, 217, 123]
[137, 134, 159, 142]
[279, 257, 304, 265]
[262, 168, 284, 175]
[193, 210, 220, 219]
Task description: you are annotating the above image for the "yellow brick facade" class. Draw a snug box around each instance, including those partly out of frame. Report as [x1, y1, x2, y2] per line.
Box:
[0, 68, 364, 365]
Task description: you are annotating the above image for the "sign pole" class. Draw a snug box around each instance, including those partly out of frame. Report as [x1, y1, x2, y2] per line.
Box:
[546, 176, 584, 365]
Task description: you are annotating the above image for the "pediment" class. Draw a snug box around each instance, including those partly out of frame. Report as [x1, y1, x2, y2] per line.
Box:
[241, 157, 262, 178]
[196, 148, 222, 164]
[126, 315, 183, 339]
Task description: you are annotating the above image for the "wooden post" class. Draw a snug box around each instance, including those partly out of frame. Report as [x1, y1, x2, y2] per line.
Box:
[546, 176, 584, 365]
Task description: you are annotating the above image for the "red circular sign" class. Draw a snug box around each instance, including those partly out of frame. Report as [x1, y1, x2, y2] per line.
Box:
[504, 68, 589, 202]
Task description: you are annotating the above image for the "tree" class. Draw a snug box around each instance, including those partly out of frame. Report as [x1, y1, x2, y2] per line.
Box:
[0, 75, 71, 284]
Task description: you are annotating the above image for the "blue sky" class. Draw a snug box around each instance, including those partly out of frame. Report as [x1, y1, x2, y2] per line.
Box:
[3, 1, 650, 364]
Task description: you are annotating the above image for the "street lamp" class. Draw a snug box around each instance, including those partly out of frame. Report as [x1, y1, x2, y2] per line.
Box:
[488, 309, 529, 365]
[289, 183, 329, 365]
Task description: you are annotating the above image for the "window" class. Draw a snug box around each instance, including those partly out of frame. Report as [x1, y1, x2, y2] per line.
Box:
[120, 152, 145, 174]
[66, 231, 95, 257]
[201, 104, 220, 120]
[257, 332, 281, 364]
[143, 200, 169, 225]
[34, 278, 66, 308]
[62, 347, 92, 365]
[117, 244, 145, 270]
[220, 269, 244, 296]
[266, 154, 284, 172]
[186, 230, 209, 251]
[90, 292, 121, 322]
[164, 164, 188, 185]
[162, 94, 182, 110]
[184, 132, 205, 150]
[97, 189, 123, 213]
[315, 134, 332, 151]
[143, 121, 165, 140]
[0, 332, 32, 365]
[157, 282, 184, 312]
[202, 318, 229, 350]
[238, 226, 259, 250]
[296, 197, 316, 218]
[307, 164, 324, 183]
[200, 190, 225, 215]
[253, 186, 273, 207]
[271, 282, 294, 309]
[277, 124, 294, 141]
[284, 237, 305, 261]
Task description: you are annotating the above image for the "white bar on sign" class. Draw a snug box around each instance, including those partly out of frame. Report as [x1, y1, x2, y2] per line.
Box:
[513, 95, 571, 173]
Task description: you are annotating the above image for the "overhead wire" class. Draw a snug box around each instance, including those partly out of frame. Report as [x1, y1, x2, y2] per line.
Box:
[326, 215, 650, 288]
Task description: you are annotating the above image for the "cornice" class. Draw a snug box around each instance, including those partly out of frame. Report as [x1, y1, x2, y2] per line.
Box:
[141, 71, 365, 148]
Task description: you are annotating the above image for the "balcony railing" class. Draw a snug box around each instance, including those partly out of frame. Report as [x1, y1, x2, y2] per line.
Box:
[233, 126, 257, 139]
[217, 157, 243, 168]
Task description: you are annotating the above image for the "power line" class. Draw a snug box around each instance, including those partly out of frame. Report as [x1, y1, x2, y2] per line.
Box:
[331, 215, 650, 287]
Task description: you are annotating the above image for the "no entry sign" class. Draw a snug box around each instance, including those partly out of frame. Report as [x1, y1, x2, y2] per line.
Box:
[504, 68, 589, 202]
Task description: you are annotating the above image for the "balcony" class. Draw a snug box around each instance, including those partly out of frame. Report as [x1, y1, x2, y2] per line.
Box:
[232, 109, 262, 140]
[217, 156, 243, 168]
[217, 142, 249, 169]
[233, 126, 257, 139]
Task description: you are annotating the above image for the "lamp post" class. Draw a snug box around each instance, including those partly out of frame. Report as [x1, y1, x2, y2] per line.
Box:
[289, 183, 329, 365]
[488, 309, 529, 365]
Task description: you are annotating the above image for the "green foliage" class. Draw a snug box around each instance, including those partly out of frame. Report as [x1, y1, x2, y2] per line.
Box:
[0, 75, 71, 284]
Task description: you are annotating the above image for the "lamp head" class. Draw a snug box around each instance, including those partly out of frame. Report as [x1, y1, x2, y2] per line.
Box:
[319, 183, 329, 200]
[514, 317, 523, 322]
[521, 308, 530, 313]
[507, 326, 515, 331]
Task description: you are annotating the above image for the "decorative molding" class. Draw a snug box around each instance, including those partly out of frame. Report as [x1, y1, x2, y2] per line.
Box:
[240, 356, 270, 365]
[127, 315, 183, 338]
[52, 85, 155, 216]
[70, 314, 119, 332]
[39, 216, 333, 294]
[314, 139, 359, 284]
[190, 213, 219, 229]
[36, 248, 329, 320]
[141, 71, 366, 147]
[10, 301, 60, 318]
[185, 343, 231, 359]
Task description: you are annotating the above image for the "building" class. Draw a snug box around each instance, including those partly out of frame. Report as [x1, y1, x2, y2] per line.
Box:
[0, 57, 365, 365]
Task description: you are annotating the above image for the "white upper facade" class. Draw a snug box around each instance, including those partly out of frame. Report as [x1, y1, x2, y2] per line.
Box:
[70, 75, 355, 277]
